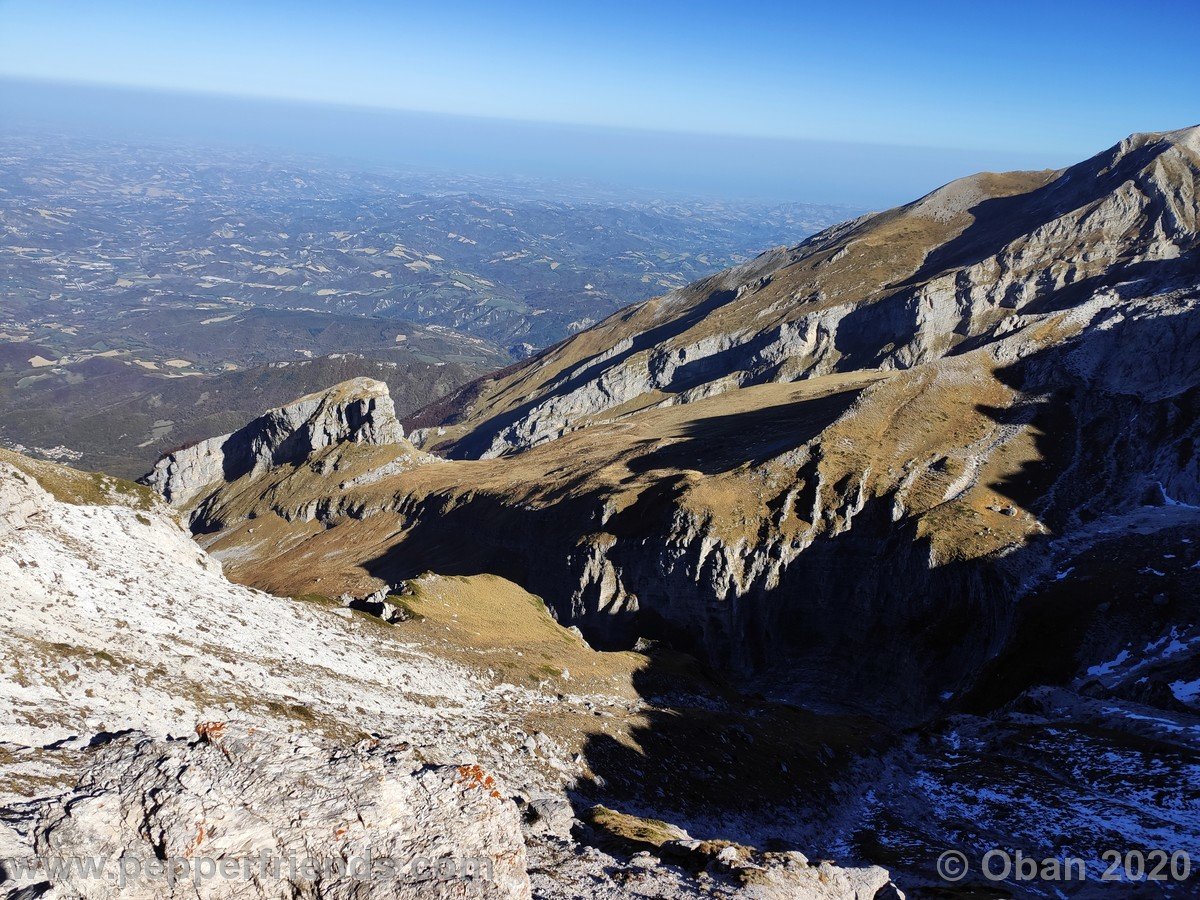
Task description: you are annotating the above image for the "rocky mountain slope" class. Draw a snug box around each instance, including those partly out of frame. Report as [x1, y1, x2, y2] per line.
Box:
[149, 126, 1200, 894]
[421, 125, 1198, 459]
[167, 125, 1200, 708]
[0, 449, 896, 899]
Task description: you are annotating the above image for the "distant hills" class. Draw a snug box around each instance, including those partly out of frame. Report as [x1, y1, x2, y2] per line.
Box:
[0, 128, 855, 473]
[0, 128, 856, 353]
[0, 351, 489, 478]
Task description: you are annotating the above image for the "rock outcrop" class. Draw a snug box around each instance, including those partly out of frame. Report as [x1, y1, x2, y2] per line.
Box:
[143, 378, 406, 506]
[7, 724, 530, 900]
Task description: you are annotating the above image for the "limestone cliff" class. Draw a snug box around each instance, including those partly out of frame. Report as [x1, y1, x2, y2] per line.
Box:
[143, 377, 406, 506]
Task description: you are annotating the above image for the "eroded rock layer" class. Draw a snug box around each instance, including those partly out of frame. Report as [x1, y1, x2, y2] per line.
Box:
[176, 128, 1200, 724]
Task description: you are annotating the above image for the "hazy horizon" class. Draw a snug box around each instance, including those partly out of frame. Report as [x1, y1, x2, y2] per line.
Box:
[2, 0, 1195, 154]
[3, 0, 1195, 208]
[1, 77, 1084, 208]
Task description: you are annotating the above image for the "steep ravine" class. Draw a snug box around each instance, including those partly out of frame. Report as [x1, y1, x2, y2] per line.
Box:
[182, 284, 1200, 729]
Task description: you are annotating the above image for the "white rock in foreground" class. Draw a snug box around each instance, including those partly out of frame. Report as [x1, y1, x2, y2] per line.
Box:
[0, 458, 476, 753]
[0, 457, 532, 899]
[12, 723, 530, 900]
[0, 456, 899, 900]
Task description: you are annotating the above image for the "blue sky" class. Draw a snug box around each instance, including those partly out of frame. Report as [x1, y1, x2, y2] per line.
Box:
[0, 0, 1196, 203]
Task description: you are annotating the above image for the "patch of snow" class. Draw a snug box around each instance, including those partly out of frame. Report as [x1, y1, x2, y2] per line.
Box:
[1087, 650, 1130, 678]
[1170, 679, 1200, 704]
[1158, 482, 1200, 510]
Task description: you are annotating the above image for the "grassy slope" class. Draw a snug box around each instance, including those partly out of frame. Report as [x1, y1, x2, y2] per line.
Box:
[0, 447, 160, 511]
[418, 170, 1055, 452]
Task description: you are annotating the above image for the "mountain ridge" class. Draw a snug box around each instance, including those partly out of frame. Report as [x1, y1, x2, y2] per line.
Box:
[407, 124, 1198, 460]
[158, 127, 1200, 698]
[128, 126, 1200, 891]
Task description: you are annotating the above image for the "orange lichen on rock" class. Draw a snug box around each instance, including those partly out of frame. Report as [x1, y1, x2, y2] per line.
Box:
[183, 822, 206, 858]
[195, 721, 227, 742]
[456, 764, 503, 799]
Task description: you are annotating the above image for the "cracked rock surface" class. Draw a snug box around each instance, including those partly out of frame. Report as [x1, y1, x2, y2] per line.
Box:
[6, 723, 529, 900]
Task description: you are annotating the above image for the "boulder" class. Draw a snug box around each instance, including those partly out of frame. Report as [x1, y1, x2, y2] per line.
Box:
[9, 723, 531, 900]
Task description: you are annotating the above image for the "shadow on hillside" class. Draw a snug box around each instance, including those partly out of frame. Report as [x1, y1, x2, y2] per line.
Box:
[568, 644, 891, 852]
[363, 305, 1200, 883]
[564, 514, 1020, 843]
[446, 286, 740, 459]
[973, 395, 1076, 514]
[900, 138, 1172, 287]
[957, 306, 1200, 716]
[625, 386, 862, 475]
[567, 308, 1200, 882]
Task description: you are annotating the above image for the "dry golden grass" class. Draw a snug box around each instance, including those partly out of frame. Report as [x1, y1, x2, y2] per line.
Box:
[0, 449, 160, 511]
[204, 344, 1052, 601]
[582, 804, 689, 851]
[422, 168, 1057, 454]
[389, 573, 646, 696]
